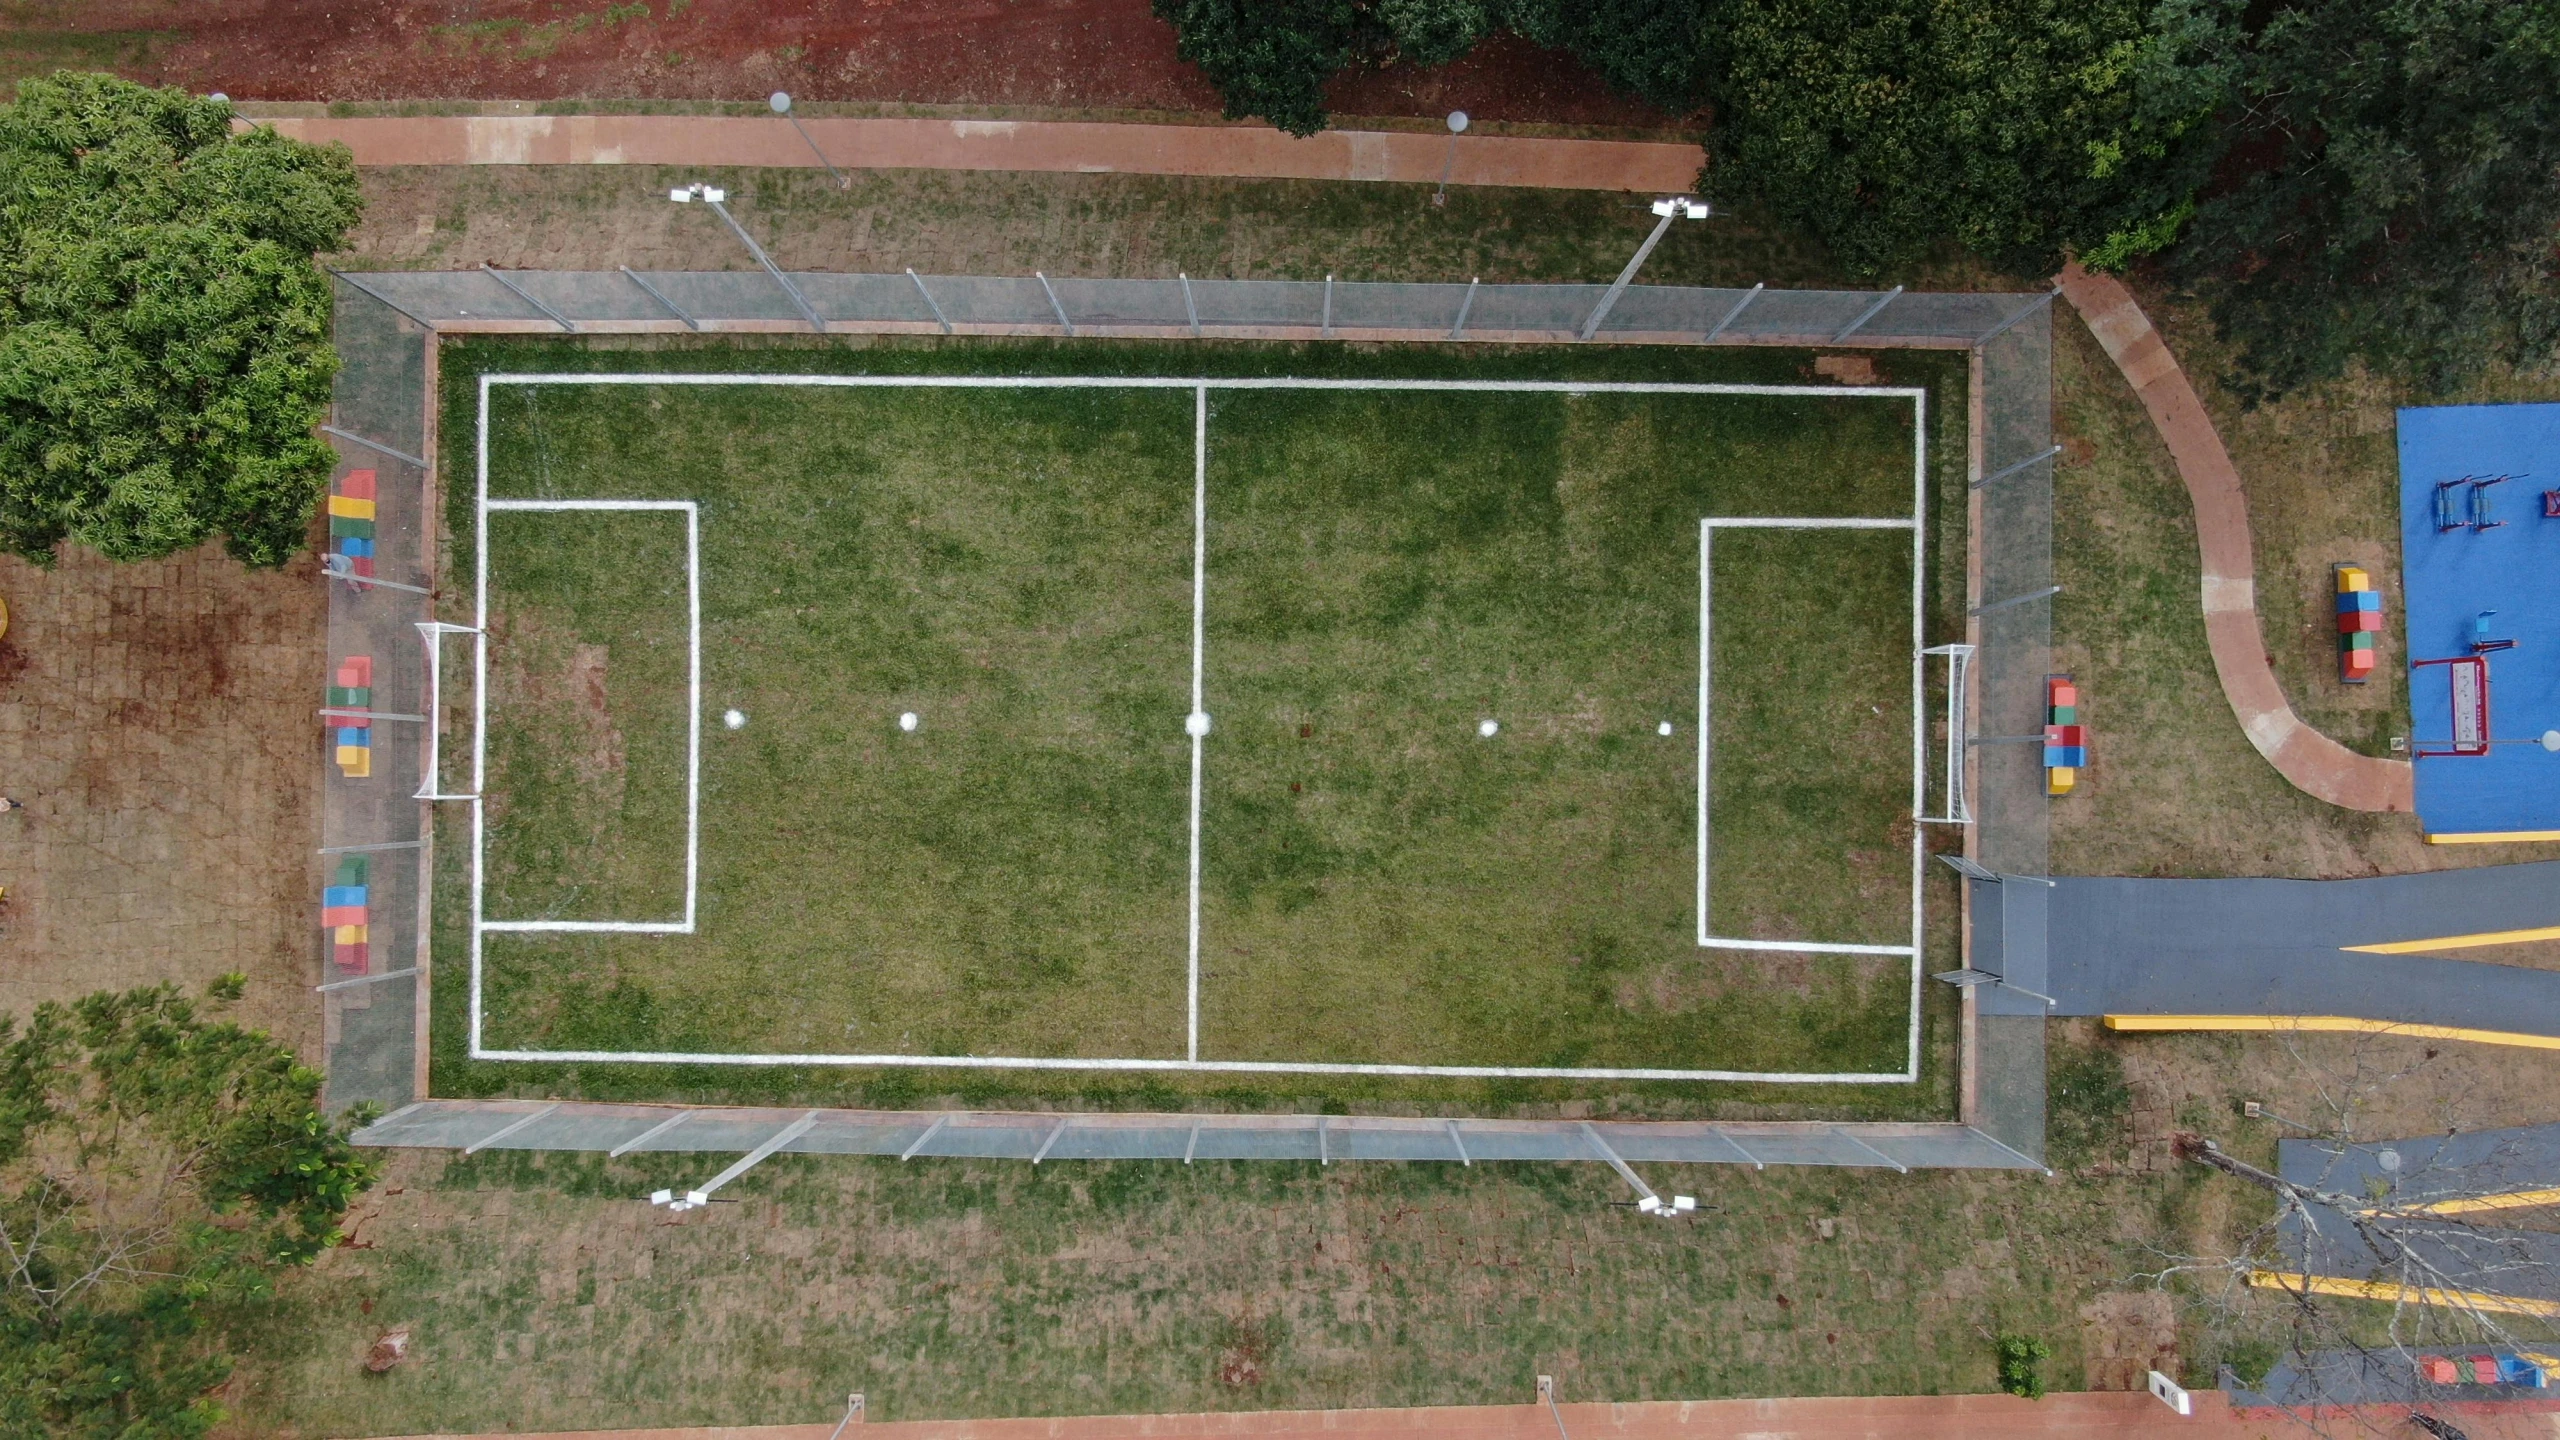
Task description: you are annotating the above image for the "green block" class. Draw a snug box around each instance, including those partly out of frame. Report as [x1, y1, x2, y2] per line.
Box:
[330, 516, 376, 540]
[2345, 632, 2377, 652]
[328, 685, 371, 707]
[331, 855, 370, 887]
[2050, 704, 2077, 724]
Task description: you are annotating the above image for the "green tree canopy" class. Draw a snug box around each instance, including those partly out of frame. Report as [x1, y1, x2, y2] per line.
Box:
[0, 978, 377, 1438]
[0, 72, 361, 568]
[1699, 0, 2238, 277]
[1151, 0, 1709, 137]
[2170, 0, 2560, 402]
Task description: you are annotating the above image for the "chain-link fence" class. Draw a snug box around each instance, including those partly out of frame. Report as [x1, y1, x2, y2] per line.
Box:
[317, 280, 438, 1113]
[322, 270, 2056, 1169]
[357, 1099, 2043, 1173]
[334, 268, 2051, 348]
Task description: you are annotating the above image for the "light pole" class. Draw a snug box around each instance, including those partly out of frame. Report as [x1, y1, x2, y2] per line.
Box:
[770, 91, 848, 188]
[1578, 195, 1711, 340]
[670, 181, 827, 333]
[1432, 110, 1469, 207]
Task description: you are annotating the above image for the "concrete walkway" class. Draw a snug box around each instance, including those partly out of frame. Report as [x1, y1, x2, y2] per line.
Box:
[251, 114, 1699, 192]
[2056, 264, 2414, 814]
[361, 1389, 2560, 1440]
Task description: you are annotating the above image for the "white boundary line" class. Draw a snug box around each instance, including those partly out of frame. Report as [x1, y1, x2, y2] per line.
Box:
[467, 372, 1929, 1084]
[1187, 385, 1208, 1064]
[1695, 518, 1924, 957]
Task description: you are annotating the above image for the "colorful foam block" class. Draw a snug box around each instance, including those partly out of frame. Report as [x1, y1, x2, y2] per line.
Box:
[329, 516, 376, 541]
[2046, 766, 2076, 795]
[2336, 565, 2371, 591]
[338, 469, 376, 499]
[2337, 610, 2383, 634]
[2050, 683, 2077, 709]
[2336, 588, 2382, 613]
[335, 656, 372, 687]
[324, 859, 369, 971]
[335, 746, 370, 776]
[333, 943, 369, 970]
[327, 494, 377, 520]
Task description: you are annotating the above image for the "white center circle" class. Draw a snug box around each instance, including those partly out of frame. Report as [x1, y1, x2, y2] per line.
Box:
[1658, 721, 1675, 736]
[899, 712, 919, 732]
[1478, 719, 1499, 738]
[1186, 711, 1213, 738]
[722, 709, 746, 730]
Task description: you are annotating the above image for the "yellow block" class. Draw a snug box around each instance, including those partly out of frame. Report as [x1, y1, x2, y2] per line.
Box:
[336, 745, 370, 778]
[2046, 766, 2076, 796]
[332, 923, 368, 946]
[2345, 924, 2560, 954]
[2336, 566, 2370, 591]
[2104, 1014, 2560, 1051]
[2429, 830, 2560, 845]
[2248, 1268, 2560, 1320]
[326, 494, 376, 520]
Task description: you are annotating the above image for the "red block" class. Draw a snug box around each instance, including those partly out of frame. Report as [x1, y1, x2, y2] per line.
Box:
[323, 903, 367, 927]
[338, 469, 377, 499]
[332, 942, 368, 973]
[2044, 724, 2086, 747]
[335, 655, 372, 687]
[2337, 610, 2382, 634]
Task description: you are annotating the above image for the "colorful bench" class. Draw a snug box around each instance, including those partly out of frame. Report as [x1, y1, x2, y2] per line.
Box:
[330, 655, 372, 778]
[2045, 675, 2085, 795]
[330, 469, 377, 577]
[2334, 564, 2381, 684]
[323, 854, 370, 973]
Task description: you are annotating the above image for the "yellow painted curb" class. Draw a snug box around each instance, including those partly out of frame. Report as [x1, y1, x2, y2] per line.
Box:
[2427, 830, 2560, 844]
[2103, 1014, 2560, 1051]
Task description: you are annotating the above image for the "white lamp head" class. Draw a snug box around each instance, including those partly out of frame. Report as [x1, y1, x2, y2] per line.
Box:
[1447, 110, 1470, 134]
[1650, 196, 1712, 220]
[770, 91, 793, 114]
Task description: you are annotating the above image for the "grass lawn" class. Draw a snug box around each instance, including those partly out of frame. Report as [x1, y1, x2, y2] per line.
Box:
[443, 339, 1946, 1107]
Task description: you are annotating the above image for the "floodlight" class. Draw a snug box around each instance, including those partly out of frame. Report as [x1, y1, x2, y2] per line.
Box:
[770, 91, 793, 114]
[1651, 196, 1711, 220]
[649, 1189, 674, 1205]
[1671, 1195, 1698, 1213]
[686, 1189, 710, 1205]
[671, 187, 694, 203]
[1447, 110, 1469, 134]
[1637, 1195, 1662, 1214]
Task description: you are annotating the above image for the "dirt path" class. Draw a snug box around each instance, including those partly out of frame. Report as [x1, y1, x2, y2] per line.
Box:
[2057, 264, 2415, 815]
[251, 112, 1699, 191]
[5, 0, 1670, 129]
[362, 1390, 2560, 1440]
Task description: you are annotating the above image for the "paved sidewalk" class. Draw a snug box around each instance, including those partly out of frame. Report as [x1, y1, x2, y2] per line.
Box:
[252, 114, 1700, 192]
[2056, 265, 2414, 814]
[364, 1390, 2560, 1440]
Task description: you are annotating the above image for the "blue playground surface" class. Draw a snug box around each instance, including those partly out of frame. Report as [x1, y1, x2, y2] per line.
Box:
[2398, 403, 2560, 838]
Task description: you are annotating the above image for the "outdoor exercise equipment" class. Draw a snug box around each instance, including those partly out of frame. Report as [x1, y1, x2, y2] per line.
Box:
[2334, 564, 2382, 683]
[323, 854, 370, 973]
[2471, 609, 2518, 655]
[330, 469, 378, 575]
[2413, 656, 2492, 758]
[2435, 474, 2517, 532]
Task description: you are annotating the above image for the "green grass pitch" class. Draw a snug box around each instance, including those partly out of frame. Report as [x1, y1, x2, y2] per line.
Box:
[447, 342, 1937, 1101]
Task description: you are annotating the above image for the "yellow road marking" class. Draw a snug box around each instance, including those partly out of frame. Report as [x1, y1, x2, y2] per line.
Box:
[2104, 1015, 2560, 1051]
[2346, 925, 2560, 954]
[2428, 831, 2560, 845]
[2248, 1269, 2560, 1320]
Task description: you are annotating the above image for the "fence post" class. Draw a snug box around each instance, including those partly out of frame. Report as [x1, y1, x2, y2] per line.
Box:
[907, 269, 953, 335]
[1449, 277, 1479, 339]
[1180, 272, 1201, 337]
[1036, 272, 1076, 337]
[1321, 274, 1334, 337]
[1703, 283, 1763, 343]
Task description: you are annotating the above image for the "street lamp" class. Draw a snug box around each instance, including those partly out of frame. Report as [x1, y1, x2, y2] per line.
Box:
[769, 90, 848, 188]
[669, 182, 827, 333]
[1432, 110, 1469, 207]
[1578, 195, 1712, 339]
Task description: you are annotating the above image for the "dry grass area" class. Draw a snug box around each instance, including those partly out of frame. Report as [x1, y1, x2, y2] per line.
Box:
[0, 539, 326, 1058]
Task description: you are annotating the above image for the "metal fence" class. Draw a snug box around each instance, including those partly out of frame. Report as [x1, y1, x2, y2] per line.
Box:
[358, 1100, 2042, 1176]
[320, 270, 2057, 1170]
[335, 267, 2052, 349]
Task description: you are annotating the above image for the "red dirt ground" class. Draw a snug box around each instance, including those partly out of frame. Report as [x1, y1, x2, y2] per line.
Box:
[12, 0, 1674, 128]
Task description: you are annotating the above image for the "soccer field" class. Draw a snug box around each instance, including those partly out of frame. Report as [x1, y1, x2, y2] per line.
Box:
[447, 353, 1937, 1092]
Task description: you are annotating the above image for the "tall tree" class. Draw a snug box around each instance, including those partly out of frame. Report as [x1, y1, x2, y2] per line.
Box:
[0, 72, 361, 568]
[1699, 0, 2240, 278]
[0, 979, 378, 1437]
[2171, 0, 2560, 403]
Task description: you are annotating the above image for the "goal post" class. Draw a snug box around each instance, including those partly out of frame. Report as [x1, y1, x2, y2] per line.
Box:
[1919, 643, 1973, 825]
[414, 620, 481, 801]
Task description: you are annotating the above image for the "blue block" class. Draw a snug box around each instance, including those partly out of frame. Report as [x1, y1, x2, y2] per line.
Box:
[336, 726, 370, 747]
[2336, 589, 2382, 613]
[323, 886, 368, 908]
[2045, 746, 2088, 768]
[336, 536, 373, 558]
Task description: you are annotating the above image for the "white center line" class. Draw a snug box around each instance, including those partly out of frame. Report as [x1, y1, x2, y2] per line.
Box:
[1188, 384, 1208, 1064]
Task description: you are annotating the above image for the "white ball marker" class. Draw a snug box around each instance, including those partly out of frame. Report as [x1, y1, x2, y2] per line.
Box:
[722, 709, 746, 730]
[1478, 719, 1499, 738]
[2544, 729, 2560, 753]
[899, 712, 919, 732]
[1658, 721, 1675, 737]
[1186, 711, 1213, 738]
